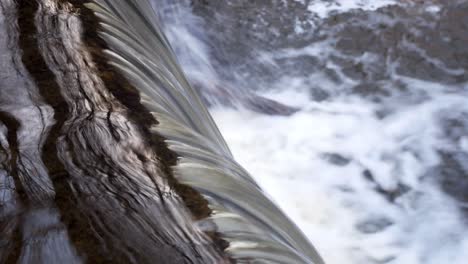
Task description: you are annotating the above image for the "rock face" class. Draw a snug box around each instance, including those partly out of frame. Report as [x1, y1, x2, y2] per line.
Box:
[191, 0, 468, 96]
[328, 2, 468, 85]
[191, 0, 316, 54]
[433, 111, 468, 210]
[0, 0, 227, 263]
[191, 0, 317, 86]
[152, 0, 302, 116]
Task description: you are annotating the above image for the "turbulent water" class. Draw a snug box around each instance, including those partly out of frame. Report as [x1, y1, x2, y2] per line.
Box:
[1, 0, 325, 263]
[1, 0, 467, 263]
[155, 0, 468, 263]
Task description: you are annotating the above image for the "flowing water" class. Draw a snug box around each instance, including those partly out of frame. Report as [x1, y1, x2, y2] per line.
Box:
[1, 0, 325, 263]
[154, 0, 468, 263]
[1, 0, 467, 263]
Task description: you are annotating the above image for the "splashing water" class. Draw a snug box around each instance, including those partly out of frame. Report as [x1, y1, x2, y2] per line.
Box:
[155, 0, 468, 263]
[1, 0, 324, 262]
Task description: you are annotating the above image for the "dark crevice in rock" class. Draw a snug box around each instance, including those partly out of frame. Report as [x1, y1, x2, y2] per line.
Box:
[0, 111, 23, 202]
[0, 111, 23, 264]
[17, 1, 104, 262]
[67, 0, 210, 219]
[65, 0, 229, 257]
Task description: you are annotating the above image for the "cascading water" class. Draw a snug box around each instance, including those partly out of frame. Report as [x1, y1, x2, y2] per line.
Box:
[1, 0, 324, 262]
[89, 0, 323, 262]
[154, 0, 468, 263]
[2, 0, 467, 263]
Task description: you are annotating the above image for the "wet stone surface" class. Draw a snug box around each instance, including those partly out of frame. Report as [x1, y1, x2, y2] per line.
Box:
[356, 217, 394, 234]
[322, 153, 352, 166]
[191, 0, 318, 87]
[191, 0, 468, 96]
[329, 3, 468, 84]
[0, 1, 227, 263]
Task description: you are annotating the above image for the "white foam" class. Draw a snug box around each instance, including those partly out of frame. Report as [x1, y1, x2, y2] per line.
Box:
[154, 1, 468, 263]
[426, 5, 442, 13]
[211, 88, 468, 263]
[308, 0, 398, 18]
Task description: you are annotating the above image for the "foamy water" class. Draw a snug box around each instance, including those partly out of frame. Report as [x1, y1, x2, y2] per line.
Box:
[308, 0, 399, 18]
[211, 87, 468, 263]
[155, 0, 468, 263]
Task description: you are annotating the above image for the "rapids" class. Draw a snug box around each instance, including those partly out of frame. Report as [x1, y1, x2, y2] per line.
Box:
[0, 0, 324, 263]
[156, 0, 468, 263]
[1, 0, 467, 263]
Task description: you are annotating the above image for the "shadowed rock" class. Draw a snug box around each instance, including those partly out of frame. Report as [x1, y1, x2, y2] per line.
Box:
[190, 0, 468, 100]
[0, 0, 227, 262]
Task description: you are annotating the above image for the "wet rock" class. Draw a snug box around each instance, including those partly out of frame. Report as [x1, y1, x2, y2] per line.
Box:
[352, 82, 391, 98]
[432, 152, 468, 205]
[193, 81, 300, 116]
[190, 0, 318, 84]
[322, 153, 351, 166]
[363, 169, 411, 203]
[440, 112, 468, 143]
[0, 1, 227, 262]
[190, 0, 468, 101]
[242, 94, 300, 116]
[275, 55, 321, 77]
[323, 67, 342, 84]
[418, 110, 468, 212]
[310, 87, 330, 102]
[325, 3, 468, 85]
[191, 0, 316, 49]
[381, 183, 411, 203]
[356, 217, 394, 234]
[363, 169, 375, 182]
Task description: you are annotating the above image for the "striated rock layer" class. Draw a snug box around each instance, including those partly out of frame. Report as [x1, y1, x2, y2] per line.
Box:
[0, 0, 228, 263]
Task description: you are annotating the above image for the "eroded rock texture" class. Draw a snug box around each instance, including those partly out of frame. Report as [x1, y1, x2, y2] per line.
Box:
[191, 0, 468, 95]
[0, 1, 227, 263]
